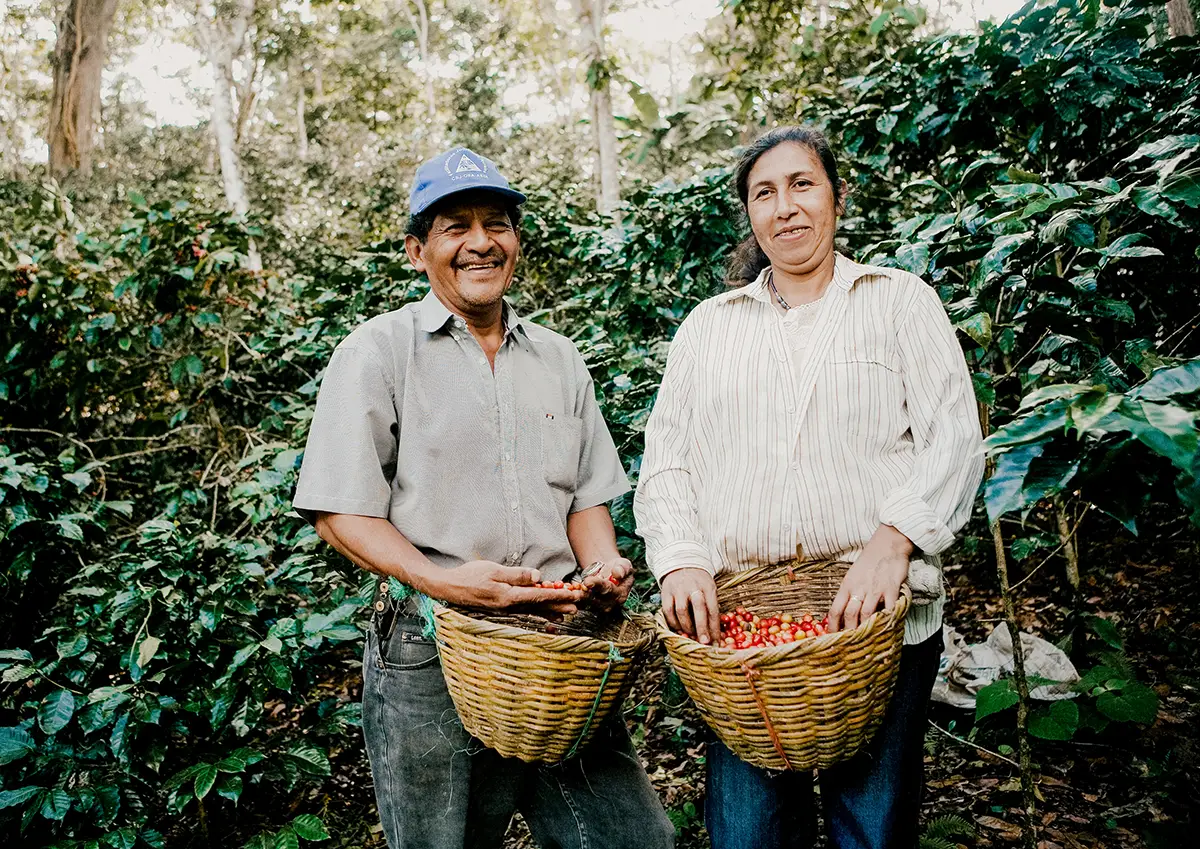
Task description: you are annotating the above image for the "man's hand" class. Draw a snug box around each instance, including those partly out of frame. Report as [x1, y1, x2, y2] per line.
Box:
[827, 525, 912, 632]
[659, 567, 720, 645]
[581, 557, 634, 611]
[426, 560, 584, 614]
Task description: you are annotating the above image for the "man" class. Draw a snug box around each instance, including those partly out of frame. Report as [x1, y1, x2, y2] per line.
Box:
[293, 147, 674, 849]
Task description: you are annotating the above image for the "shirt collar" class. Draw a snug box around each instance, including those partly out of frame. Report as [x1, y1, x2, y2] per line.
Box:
[415, 290, 530, 346]
[716, 253, 874, 305]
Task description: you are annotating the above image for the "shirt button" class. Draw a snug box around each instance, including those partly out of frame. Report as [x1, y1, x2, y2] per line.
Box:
[374, 601, 386, 612]
[511, 501, 518, 511]
[379, 581, 389, 593]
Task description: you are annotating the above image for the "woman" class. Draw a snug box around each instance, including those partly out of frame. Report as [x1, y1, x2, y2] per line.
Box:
[633, 126, 985, 849]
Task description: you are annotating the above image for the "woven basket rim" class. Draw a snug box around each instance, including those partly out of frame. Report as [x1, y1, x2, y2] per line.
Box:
[432, 603, 656, 654]
[652, 559, 911, 666]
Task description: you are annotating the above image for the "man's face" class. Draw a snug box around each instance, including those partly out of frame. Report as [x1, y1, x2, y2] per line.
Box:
[405, 192, 520, 314]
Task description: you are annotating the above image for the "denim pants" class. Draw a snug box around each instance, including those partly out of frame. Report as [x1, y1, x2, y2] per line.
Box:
[361, 614, 675, 849]
[705, 632, 944, 849]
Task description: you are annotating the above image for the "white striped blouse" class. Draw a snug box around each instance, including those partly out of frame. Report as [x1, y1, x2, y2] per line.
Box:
[633, 254, 986, 644]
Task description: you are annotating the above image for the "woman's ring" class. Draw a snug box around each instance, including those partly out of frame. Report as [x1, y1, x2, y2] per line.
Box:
[849, 594, 864, 603]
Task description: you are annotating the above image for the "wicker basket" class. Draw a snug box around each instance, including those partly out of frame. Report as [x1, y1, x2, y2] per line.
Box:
[655, 559, 910, 771]
[433, 604, 656, 764]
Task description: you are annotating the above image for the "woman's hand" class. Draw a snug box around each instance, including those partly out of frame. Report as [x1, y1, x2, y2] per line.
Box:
[827, 525, 913, 632]
[659, 568, 720, 644]
[582, 557, 634, 611]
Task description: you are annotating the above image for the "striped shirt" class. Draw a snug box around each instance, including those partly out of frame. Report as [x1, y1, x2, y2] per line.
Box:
[633, 254, 985, 644]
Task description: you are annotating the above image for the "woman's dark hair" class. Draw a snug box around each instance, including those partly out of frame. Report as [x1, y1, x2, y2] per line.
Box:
[405, 196, 523, 242]
[725, 126, 843, 287]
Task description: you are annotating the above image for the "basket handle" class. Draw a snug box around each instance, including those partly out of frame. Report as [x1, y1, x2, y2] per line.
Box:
[562, 642, 624, 762]
[739, 661, 793, 771]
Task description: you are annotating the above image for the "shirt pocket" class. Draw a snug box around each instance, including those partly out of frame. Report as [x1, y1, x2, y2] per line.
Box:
[822, 357, 906, 447]
[541, 414, 583, 491]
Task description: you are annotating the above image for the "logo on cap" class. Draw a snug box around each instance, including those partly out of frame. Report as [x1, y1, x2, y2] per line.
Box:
[445, 151, 488, 178]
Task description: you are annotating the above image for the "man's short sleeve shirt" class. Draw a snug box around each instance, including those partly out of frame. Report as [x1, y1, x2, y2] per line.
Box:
[293, 291, 630, 579]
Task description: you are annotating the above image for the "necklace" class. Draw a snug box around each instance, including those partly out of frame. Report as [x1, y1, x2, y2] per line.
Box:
[767, 271, 791, 310]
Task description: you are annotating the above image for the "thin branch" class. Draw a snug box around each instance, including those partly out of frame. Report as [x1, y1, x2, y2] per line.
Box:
[1010, 505, 1089, 593]
[928, 719, 1020, 768]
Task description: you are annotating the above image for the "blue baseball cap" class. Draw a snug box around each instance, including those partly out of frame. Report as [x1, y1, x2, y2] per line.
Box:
[408, 147, 527, 216]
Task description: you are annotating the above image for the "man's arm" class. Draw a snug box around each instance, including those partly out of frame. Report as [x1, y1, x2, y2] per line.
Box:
[315, 512, 583, 612]
[566, 505, 633, 609]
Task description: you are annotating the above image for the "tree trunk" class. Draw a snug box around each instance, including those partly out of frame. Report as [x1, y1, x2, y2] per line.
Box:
[234, 52, 261, 146]
[982, 405, 1038, 849]
[209, 55, 249, 216]
[1166, 0, 1196, 36]
[590, 84, 620, 215]
[403, 0, 437, 152]
[572, 0, 621, 216]
[293, 62, 309, 160]
[1054, 497, 1081, 591]
[198, 0, 260, 270]
[992, 519, 1039, 849]
[47, 0, 118, 179]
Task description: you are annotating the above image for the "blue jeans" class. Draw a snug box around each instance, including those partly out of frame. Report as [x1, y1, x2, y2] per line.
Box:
[361, 614, 675, 849]
[705, 632, 943, 849]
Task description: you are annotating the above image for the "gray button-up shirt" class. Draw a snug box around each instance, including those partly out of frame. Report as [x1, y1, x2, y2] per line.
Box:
[293, 290, 630, 580]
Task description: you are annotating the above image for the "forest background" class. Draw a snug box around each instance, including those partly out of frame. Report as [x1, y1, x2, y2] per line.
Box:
[2, 1, 1200, 848]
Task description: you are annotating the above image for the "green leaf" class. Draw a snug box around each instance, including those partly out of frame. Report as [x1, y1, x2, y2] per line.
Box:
[895, 241, 930, 275]
[956, 312, 992, 348]
[1007, 166, 1042, 183]
[868, 8, 892, 36]
[1161, 169, 1200, 208]
[105, 827, 137, 849]
[102, 500, 134, 517]
[1122, 134, 1200, 161]
[1086, 616, 1124, 649]
[39, 690, 76, 735]
[1097, 682, 1159, 724]
[1029, 699, 1079, 740]
[985, 442, 1044, 521]
[64, 471, 92, 490]
[170, 354, 205, 386]
[194, 763, 219, 800]
[285, 743, 331, 776]
[291, 814, 331, 841]
[1068, 389, 1123, 433]
[57, 633, 88, 659]
[1103, 233, 1163, 260]
[216, 775, 243, 803]
[40, 788, 72, 820]
[137, 636, 162, 669]
[1132, 360, 1200, 402]
[0, 786, 41, 810]
[975, 679, 1019, 722]
[1041, 210, 1095, 247]
[985, 398, 1072, 449]
[275, 827, 300, 849]
[53, 517, 85, 541]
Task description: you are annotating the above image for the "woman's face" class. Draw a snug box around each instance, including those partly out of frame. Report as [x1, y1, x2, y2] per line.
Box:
[745, 142, 841, 279]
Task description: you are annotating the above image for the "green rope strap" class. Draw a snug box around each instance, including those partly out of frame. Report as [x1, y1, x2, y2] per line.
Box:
[387, 577, 437, 640]
[563, 642, 624, 762]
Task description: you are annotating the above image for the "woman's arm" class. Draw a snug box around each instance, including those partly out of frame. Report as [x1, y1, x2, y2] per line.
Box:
[633, 318, 721, 643]
[829, 281, 985, 631]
